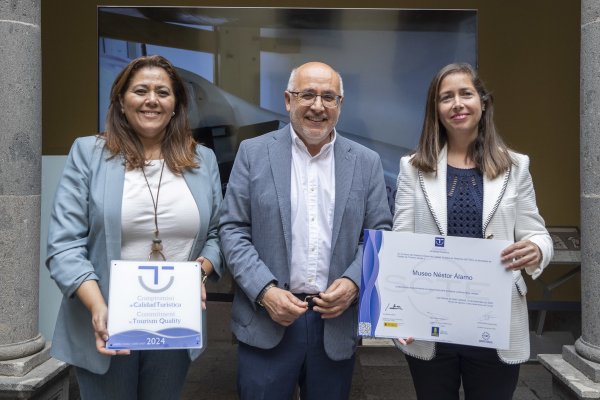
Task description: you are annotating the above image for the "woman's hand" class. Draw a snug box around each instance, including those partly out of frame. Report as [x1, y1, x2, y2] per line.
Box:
[396, 337, 415, 345]
[196, 256, 214, 310]
[89, 302, 130, 356]
[76, 280, 130, 356]
[201, 282, 207, 311]
[501, 240, 542, 271]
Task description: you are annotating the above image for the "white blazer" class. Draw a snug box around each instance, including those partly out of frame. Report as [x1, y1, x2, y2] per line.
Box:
[393, 146, 553, 364]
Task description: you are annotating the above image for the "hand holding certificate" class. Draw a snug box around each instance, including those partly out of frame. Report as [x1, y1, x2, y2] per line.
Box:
[359, 230, 513, 349]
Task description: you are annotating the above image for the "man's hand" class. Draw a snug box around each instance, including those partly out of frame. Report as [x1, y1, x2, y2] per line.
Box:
[313, 278, 358, 319]
[261, 287, 308, 326]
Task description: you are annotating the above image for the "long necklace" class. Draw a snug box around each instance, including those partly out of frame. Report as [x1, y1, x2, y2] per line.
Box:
[141, 159, 166, 261]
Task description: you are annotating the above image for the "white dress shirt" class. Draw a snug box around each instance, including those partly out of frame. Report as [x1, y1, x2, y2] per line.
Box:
[289, 128, 336, 293]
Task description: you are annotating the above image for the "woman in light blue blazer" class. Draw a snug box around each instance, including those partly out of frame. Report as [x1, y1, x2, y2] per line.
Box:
[393, 63, 553, 399]
[46, 55, 223, 400]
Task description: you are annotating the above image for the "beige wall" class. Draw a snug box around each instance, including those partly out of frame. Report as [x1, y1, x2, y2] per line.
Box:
[42, 0, 580, 233]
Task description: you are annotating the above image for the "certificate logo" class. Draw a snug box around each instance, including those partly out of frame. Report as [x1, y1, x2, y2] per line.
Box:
[434, 237, 445, 247]
[481, 332, 491, 341]
[431, 326, 440, 337]
[138, 265, 175, 293]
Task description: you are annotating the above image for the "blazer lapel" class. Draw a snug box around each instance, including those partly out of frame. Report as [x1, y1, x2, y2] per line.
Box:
[418, 146, 448, 235]
[331, 136, 356, 247]
[268, 128, 293, 265]
[482, 167, 510, 235]
[183, 159, 207, 260]
[104, 154, 125, 263]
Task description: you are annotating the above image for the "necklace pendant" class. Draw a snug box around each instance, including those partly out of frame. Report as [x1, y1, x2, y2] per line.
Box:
[148, 238, 166, 261]
[151, 238, 163, 252]
[148, 248, 166, 261]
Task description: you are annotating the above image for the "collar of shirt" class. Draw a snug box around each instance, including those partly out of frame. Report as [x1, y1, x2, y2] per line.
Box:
[290, 127, 337, 158]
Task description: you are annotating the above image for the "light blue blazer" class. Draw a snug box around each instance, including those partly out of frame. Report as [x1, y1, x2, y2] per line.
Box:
[219, 125, 392, 361]
[46, 136, 223, 374]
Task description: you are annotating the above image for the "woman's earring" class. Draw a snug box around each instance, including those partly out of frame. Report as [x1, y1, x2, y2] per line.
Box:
[172, 111, 175, 117]
[121, 108, 125, 113]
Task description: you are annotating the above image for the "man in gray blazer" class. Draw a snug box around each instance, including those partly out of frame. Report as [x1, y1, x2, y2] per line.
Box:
[219, 62, 392, 399]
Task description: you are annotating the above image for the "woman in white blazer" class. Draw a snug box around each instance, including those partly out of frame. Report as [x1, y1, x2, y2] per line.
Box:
[393, 63, 553, 399]
[47, 56, 223, 400]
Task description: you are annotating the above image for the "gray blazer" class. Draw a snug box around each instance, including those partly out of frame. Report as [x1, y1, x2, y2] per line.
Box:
[393, 146, 553, 363]
[219, 125, 392, 361]
[46, 136, 223, 374]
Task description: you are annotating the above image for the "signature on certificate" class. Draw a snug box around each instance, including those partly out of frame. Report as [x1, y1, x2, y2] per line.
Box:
[385, 303, 404, 311]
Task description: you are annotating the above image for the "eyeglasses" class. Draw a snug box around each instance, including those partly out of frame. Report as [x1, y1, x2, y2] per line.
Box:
[287, 91, 342, 108]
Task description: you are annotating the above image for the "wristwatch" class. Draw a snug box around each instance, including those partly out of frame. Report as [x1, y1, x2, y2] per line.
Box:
[201, 268, 208, 284]
[256, 282, 277, 307]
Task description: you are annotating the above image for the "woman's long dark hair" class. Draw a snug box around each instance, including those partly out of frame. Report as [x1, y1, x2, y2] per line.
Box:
[103, 55, 197, 173]
[411, 63, 512, 178]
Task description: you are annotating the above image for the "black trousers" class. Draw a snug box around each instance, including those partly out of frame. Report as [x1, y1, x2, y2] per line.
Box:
[406, 343, 520, 400]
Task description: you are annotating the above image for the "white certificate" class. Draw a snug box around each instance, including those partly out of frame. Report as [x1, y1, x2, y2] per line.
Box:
[358, 230, 513, 349]
[107, 260, 202, 350]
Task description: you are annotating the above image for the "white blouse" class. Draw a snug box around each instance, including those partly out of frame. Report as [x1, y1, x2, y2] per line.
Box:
[121, 160, 200, 262]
